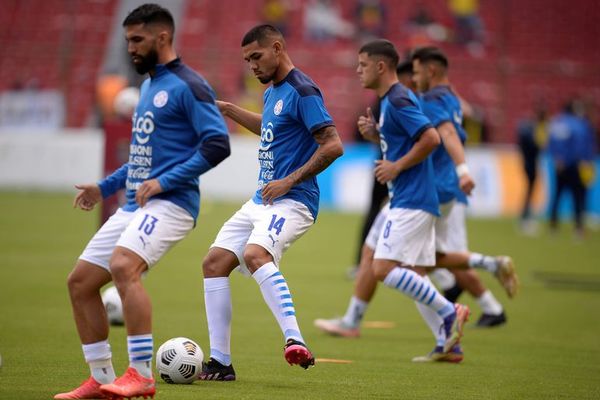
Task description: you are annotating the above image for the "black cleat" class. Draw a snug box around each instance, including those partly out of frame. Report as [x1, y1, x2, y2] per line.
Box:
[443, 284, 464, 303]
[284, 339, 315, 369]
[198, 358, 236, 381]
[476, 312, 507, 327]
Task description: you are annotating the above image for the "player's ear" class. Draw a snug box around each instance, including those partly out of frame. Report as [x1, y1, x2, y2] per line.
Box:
[272, 40, 283, 56]
[376, 60, 385, 75]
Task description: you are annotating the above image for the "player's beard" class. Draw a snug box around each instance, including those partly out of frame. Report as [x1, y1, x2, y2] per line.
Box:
[133, 48, 159, 75]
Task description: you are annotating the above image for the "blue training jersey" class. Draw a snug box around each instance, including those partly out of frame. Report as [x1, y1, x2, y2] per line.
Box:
[420, 85, 468, 205]
[252, 68, 334, 219]
[378, 83, 439, 216]
[98, 58, 228, 221]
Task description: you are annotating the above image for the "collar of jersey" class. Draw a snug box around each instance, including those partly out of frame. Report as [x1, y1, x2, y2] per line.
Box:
[273, 68, 297, 88]
[152, 58, 181, 78]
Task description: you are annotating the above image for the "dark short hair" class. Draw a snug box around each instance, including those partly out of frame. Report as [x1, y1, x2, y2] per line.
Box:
[122, 3, 175, 33]
[359, 39, 399, 68]
[241, 24, 284, 47]
[411, 46, 449, 69]
[396, 60, 413, 76]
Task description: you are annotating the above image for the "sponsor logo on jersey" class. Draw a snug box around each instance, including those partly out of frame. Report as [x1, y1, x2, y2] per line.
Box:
[153, 90, 168, 108]
[274, 99, 283, 115]
[133, 111, 155, 145]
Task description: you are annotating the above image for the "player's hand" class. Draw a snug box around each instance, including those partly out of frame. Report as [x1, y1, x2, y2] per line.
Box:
[135, 179, 163, 208]
[261, 177, 293, 205]
[357, 107, 379, 142]
[459, 174, 475, 195]
[73, 184, 102, 211]
[374, 159, 400, 184]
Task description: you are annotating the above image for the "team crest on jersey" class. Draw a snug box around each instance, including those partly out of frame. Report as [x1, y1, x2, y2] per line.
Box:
[153, 90, 168, 108]
[273, 99, 283, 115]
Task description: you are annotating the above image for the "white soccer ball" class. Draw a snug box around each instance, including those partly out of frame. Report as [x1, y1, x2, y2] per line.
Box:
[156, 337, 204, 384]
[113, 86, 140, 118]
[101, 285, 124, 326]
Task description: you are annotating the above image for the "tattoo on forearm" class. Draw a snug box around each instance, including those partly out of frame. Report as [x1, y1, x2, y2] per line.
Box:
[288, 126, 340, 185]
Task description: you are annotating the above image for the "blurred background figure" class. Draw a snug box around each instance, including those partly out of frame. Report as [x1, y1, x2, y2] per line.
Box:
[353, 0, 386, 41]
[516, 103, 548, 235]
[304, 0, 354, 42]
[262, 0, 290, 37]
[548, 99, 596, 238]
[447, 0, 484, 56]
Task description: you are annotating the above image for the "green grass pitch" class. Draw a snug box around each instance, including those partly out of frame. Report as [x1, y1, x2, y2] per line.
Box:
[1, 191, 599, 399]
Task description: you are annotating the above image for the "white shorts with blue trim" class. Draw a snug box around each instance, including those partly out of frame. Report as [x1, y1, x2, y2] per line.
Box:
[373, 207, 436, 267]
[210, 199, 314, 275]
[79, 199, 194, 271]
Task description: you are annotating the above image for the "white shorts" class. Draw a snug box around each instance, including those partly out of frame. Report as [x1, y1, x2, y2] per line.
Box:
[435, 200, 468, 253]
[365, 203, 390, 250]
[211, 199, 314, 275]
[373, 207, 436, 267]
[79, 199, 194, 271]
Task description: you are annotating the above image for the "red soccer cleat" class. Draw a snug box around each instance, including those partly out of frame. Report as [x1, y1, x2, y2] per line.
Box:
[54, 376, 107, 399]
[100, 367, 155, 399]
[284, 339, 315, 370]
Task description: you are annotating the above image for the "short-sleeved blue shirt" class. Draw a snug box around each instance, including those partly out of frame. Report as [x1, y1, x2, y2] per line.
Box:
[420, 85, 467, 205]
[252, 68, 334, 219]
[378, 83, 439, 216]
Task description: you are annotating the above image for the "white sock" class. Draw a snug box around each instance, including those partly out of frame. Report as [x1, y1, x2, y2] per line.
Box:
[127, 334, 153, 378]
[429, 269, 456, 290]
[383, 267, 455, 318]
[415, 276, 445, 347]
[468, 253, 498, 273]
[252, 262, 304, 343]
[476, 290, 503, 315]
[342, 296, 368, 328]
[204, 277, 232, 366]
[82, 340, 115, 384]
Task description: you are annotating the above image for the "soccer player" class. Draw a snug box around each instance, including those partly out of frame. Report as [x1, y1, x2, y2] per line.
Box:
[198, 24, 344, 381]
[54, 4, 230, 399]
[315, 47, 519, 359]
[351, 38, 470, 361]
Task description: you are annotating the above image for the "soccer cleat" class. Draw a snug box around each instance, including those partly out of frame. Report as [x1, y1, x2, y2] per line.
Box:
[99, 367, 155, 399]
[54, 376, 108, 399]
[412, 345, 464, 363]
[313, 318, 360, 338]
[443, 303, 470, 353]
[284, 339, 315, 369]
[495, 256, 519, 298]
[476, 312, 507, 327]
[197, 358, 236, 381]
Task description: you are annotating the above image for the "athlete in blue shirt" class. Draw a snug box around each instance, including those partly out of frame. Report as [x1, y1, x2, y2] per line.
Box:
[55, 5, 230, 400]
[412, 47, 517, 333]
[355, 39, 470, 359]
[198, 25, 343, 380]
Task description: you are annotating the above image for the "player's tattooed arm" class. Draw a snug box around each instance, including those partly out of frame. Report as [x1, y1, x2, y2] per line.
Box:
[261, 125, 344, 204]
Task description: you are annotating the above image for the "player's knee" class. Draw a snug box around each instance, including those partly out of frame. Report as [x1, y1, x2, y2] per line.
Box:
[202, 252, 225, 277]
[372, 262, 391, 281]
[110, 258, 136, 286]
[242, 246, 271, 273]
[67, 269, 86, 298]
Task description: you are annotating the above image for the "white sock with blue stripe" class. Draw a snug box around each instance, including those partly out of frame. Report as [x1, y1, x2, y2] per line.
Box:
[415, 277, 446, 347]
[252, 262, 304, 343]
[383, 267, 455, 318]
[204, 277, 232, 366]
[127, 334, 153, 378]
